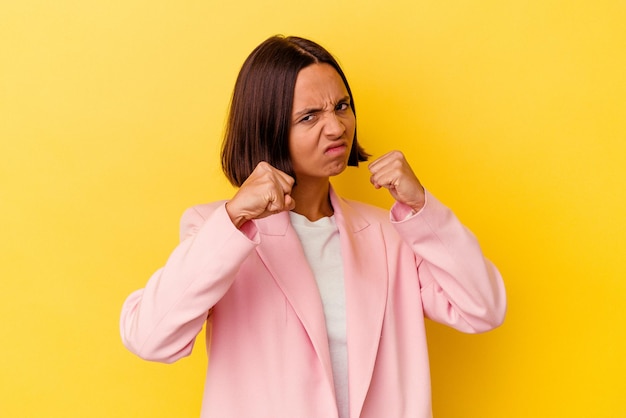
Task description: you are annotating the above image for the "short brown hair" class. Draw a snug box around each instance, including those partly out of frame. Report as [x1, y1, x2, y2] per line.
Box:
[221, 35, 369, 187]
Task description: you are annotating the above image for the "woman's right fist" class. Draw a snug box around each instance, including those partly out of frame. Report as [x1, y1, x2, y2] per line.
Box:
[225, 162, 296, 229]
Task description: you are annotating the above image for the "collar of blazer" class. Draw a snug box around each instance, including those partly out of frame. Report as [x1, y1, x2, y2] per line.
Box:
[254, 185, 389, 417]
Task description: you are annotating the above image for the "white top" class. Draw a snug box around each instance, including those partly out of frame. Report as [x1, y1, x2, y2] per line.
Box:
[289, 212, 349, 418]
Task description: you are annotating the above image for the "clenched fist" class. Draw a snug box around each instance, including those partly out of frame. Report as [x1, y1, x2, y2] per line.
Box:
[368, 150, 426, 212]
[225, 162, 296, 229]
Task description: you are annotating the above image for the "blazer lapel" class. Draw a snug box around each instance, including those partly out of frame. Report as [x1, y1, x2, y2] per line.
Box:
[253, 212, 335, 391]
[253, 189, 389, 416]
[330, 188, 389, 418]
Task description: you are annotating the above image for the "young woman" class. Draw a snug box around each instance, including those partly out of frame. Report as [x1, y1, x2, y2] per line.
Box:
[120, 35, 506, 418]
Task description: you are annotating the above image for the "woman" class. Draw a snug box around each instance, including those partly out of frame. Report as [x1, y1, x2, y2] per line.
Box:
[120, 35, 506, 418]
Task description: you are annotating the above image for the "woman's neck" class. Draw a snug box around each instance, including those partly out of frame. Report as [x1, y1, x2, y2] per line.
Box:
[290, 179, 333, 221]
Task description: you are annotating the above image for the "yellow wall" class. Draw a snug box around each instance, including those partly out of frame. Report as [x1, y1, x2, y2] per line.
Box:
[2, 1, 624, 417]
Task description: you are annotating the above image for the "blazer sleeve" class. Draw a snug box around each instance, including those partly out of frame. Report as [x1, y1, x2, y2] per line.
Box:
[119, 203, 259, 363]
[391, 190, 507, 333]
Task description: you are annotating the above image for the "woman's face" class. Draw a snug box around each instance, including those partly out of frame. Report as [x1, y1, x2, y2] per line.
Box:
[289, 63, 356, 182]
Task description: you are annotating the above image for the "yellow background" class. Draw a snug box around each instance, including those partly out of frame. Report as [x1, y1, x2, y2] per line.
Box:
[1, 0, 624, 417]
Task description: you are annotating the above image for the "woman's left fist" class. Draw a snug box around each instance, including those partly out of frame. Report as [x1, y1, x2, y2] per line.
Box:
[368, 150, 426, 212]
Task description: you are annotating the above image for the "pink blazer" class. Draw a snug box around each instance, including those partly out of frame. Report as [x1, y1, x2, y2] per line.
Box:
[120, 188, 506, 418]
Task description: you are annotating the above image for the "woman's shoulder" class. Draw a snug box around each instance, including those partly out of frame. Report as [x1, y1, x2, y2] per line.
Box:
[182, 200, 227, 221]
[337, 196, 390, 223]
[178, 200, 228, 241]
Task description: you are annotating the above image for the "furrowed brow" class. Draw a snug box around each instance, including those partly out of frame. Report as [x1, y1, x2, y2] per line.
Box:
[293, 107, 322, 119]
[292, 96, 351, 119]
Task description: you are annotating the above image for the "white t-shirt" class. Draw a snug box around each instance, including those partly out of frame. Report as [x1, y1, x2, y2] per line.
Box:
[289, 212, 348, 418]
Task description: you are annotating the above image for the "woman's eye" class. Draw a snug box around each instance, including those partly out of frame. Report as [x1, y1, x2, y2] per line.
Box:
[300, 114, 314, 123]
[336, 102, 350, 111]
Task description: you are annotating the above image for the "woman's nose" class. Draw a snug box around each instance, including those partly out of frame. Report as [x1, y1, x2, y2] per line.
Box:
[323, 112, 345, 138]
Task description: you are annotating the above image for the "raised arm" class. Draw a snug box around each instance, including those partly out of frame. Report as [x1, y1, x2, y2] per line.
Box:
[392, 191, 506, 333]
[120, 203, 258, 363]
[369, 150, 506, 332]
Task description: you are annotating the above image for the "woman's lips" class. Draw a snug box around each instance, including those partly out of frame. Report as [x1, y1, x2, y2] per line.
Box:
[325, 144, 347, 155]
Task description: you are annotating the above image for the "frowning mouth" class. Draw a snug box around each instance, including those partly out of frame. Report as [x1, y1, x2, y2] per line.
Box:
[324, 143, 348, 155]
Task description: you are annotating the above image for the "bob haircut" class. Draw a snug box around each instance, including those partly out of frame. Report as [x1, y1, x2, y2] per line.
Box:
[221, 35, 369, 187]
